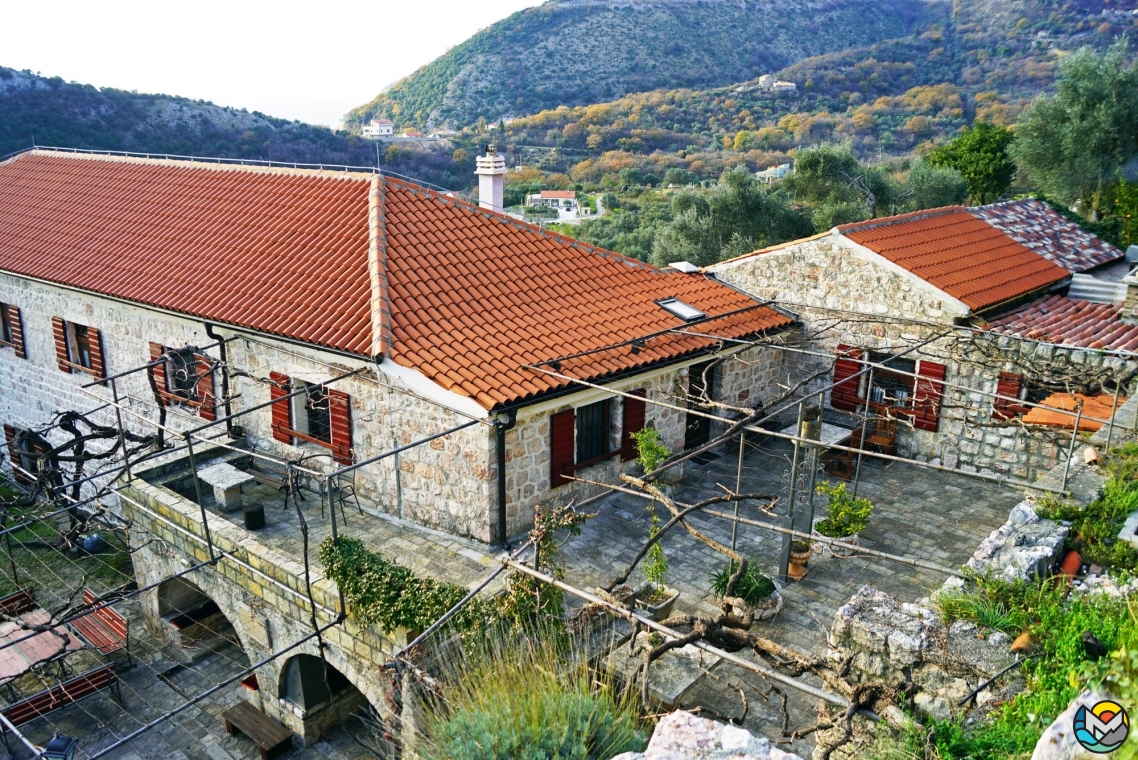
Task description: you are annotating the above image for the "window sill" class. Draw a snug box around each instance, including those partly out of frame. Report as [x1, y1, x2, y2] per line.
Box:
[281, 428, 335, 450]
[60, 359, 100, 377]
[573, 448, 625, 472]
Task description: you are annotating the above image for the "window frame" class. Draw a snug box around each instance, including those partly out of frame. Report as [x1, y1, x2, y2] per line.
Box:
[59, 320, 98, 375]
[291, 381, 333, 446]
[164, 347, 200, 403]
[0, 307, 12, 346]
[864, 350, 917, 410]
[575, 399, 613, 465]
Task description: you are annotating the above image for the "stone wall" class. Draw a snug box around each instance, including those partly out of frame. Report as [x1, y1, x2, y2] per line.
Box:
[505, 346, 788, 535]
[121, 455, 400, 744]
[708, 237, 1133, 483]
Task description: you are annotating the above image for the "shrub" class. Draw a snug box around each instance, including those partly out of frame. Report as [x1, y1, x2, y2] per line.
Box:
[814, 481, 873, 538]
[710, 559, 776, 605]
[420, 630, 646, 760]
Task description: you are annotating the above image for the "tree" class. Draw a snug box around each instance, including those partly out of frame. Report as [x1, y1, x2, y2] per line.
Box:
[899, 160, 969, 213]
[926, 121, 1015, 205]
[650, 166, 812, 266]
[782, 143, 898, 229]
[1010, 41, 1138, 218]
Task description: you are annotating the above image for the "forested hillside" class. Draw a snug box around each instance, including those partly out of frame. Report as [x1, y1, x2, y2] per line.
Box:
[346, 0, 934, 131]
[0, 68, 466, 188]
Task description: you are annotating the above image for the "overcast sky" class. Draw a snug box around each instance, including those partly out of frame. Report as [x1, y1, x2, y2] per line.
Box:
[2, 0, 545, 127]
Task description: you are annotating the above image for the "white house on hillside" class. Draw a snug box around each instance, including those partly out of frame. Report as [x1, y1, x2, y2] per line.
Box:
[361, 119, 394, 139]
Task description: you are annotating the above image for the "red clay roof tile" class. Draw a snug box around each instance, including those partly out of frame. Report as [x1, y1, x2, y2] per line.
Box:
[839, 208, 1070, 312]
[984, 294, 1138, 352]
[0, 151, 792, 410]
[971, 199, 1122, 274]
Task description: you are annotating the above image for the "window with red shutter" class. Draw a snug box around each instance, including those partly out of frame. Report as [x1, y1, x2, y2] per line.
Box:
[269, 372, 293, 444]
[550, 409, 575, 488]
[992, 373, 1027, 421]
[621, 390, 647, 461]
[328, 389, 352, 465]
[149, 343, 168, 407]
[52, 317, 70, 372]
[830, 344, 864, 411]
[912, 361, 947, 432]
[195, 355, 216, 421]
[0, 305, 26, 359]
[51, 318, 105, 378]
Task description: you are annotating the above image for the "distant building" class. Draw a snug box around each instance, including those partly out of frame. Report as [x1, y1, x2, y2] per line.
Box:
[756, 163, 792, 184]
[361, 118, 394, 139]
[402, 127, 424, 138]
[756, 75, 797, 94]
[525, 190, 577, 210]
[431, 128, 457, 138]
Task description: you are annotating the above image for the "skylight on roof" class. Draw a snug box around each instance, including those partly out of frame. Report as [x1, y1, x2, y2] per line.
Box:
[657, 298, 705, 322]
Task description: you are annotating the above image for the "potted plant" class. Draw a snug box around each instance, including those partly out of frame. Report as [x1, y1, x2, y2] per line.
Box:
[812, 482, 873, 557]
[711, 559, 783, 621]
[634, 508, 679, 620]
[788, 540, 812, 581]
[630, 427, 679, 620]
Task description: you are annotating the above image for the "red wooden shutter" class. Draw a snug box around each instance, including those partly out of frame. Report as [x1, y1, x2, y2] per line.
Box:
[194, 355, 216, 421]
[269, 372, 293, 444]
[621, 390, 647, 461]
[328, 389, 352, 465]
[87, 327, 106, 380]
[550, 409, 576, 488]
[149, 343, 168, 406]
[992, 373, 1026, 421]
[51, 317, 69, 372]
[912, 360, 947, 432]
[7, 306, 25, 359]
[3, 425, 29, 484]
[830, 344, 863, 411]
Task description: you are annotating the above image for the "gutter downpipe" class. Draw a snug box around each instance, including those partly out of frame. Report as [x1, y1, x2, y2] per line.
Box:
[203, 323, 233, 432]
[496, 408, 519, 549]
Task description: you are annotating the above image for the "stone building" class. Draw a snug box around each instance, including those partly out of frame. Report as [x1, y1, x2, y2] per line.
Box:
[708, 202, 1132, 482]
[0, 148, 795, 742]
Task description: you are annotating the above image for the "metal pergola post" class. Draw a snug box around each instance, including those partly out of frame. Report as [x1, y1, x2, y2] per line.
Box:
[853, 366, 874, 498]
[184, 434, 216, 563]
[110, 376, 133, 483]
[1107, 380, 1122, 450]
[1062, 401, 1085, 491]
[779, 400, 805, 582]
[731, 430, 745, 552]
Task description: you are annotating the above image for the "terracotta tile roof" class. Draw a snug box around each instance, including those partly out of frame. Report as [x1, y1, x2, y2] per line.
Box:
[0, 151, 373, 354]
[1022, 392, 1126, 432]
[839, 208, 1070, 313]
[381, 177, 792, 408]
[539, 190, 575, 199]
[0, 151, 792, 410]
[983, 294, 1138, 352]
[970, 199, 1122, 274]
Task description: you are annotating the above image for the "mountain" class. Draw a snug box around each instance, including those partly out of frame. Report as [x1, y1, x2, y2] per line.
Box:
[346, 0, 936, 131]
[0, 68, 466, 189]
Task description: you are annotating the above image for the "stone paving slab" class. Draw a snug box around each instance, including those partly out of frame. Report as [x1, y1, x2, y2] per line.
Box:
[561, 435, 1024, 749]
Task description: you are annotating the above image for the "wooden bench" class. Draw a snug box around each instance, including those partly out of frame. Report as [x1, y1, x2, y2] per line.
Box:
[0, 664, 120, 751]
[69, 589, 130, 665]
[0, 589, 35, 619]
[222, 700, 293, 760]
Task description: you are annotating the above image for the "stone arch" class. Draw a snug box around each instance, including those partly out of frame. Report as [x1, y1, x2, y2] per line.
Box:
[156, 576, 243, 651]
[276, 652, 375, 743]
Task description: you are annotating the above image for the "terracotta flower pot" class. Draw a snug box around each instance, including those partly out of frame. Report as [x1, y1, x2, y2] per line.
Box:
[788, 544, 812, 582]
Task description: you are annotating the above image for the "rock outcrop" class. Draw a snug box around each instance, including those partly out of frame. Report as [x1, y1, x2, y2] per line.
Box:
[611, 710, 803, 760]
[966, 501, 1068, 581]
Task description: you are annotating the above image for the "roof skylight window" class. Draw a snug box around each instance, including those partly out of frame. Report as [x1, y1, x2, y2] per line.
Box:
[657, 298, 705, 322]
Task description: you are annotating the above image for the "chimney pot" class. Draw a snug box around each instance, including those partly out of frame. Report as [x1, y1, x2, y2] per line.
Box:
[475, 146, 507, 212]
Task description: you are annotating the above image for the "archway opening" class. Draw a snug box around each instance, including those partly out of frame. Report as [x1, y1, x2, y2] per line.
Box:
[279, 654, 370, 740]
[156, 577, 241, 650]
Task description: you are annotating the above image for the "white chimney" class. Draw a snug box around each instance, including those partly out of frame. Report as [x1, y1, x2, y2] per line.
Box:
[475, 144, 507, 212]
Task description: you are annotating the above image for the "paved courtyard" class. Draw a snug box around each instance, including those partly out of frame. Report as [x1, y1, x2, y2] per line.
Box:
[561, 432, 1025, 752]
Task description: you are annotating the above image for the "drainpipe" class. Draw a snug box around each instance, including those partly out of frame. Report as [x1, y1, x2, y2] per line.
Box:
[496, 409, 519, 549]
[203, 323, 233, 433]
